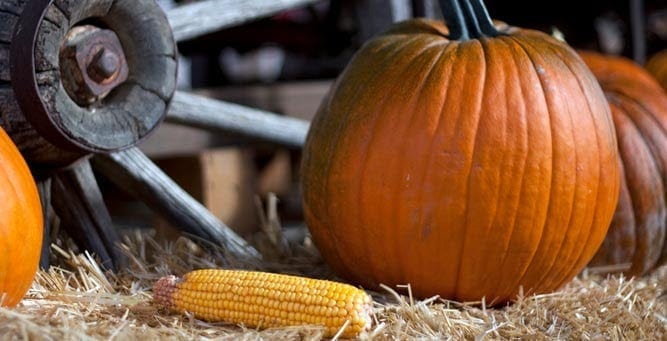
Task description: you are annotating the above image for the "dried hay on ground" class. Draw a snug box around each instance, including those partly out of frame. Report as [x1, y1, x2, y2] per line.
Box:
[1, 229, 665, 340]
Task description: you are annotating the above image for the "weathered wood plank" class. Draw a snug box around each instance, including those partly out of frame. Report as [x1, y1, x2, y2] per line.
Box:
[167, 0, 321, 42]
[0, 1, 28, 16]
[106, 0, 178, 101]
[0, 12, 19, 44]
[51, 159, 125, 270]
[56, 0, 113, 24]
[37, 178, 52, 270]
[35, 19, 65, 72]
[0, 85, 81, 167]
[0, 43, 10, 82]
[167, 91, 309, 149]
[91, 147, 261, 260]
[0, 1, 20, 80]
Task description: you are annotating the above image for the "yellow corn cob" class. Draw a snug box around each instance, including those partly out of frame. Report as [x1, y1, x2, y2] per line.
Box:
[153, 269, 373, 338]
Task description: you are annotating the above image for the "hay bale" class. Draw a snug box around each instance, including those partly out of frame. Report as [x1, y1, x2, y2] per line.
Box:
[1, 230, 665, 340]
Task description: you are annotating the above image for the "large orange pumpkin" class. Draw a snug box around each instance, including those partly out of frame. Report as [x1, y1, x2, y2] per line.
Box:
[0, 127, 42, 307]
[301, 0, 620, 304]
[645, 49, 667, 91]
[579, 51, 667, 276]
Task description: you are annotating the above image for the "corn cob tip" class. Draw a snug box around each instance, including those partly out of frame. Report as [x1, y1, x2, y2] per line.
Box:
[153, 275, 180, 309]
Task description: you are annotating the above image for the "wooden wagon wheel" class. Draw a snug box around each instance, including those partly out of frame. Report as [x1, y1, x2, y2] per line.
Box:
[0, 0, 316, 270]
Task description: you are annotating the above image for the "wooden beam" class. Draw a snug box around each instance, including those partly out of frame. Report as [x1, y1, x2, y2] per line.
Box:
[91, 147, 261, 260]
[167, 0, 322, 42]
[166, 91, 309, 149]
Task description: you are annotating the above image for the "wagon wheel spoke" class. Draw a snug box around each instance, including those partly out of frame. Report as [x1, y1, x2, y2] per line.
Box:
[36, 177, 53, 270]
[166, 91, 309, 148]
[51, 159, 125, 271]
[167, 0, 322, 42]
[91, 147, 261, 260]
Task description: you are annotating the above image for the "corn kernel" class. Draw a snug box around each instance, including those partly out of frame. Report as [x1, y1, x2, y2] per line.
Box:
[153, 269, 372, 338]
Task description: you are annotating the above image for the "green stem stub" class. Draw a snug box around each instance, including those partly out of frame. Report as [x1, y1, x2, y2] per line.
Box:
[439, 0, 500, 41]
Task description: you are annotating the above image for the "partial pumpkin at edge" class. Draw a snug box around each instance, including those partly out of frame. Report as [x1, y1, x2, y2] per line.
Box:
[580, 50, 667, 276]
[0, 126, 43, 307]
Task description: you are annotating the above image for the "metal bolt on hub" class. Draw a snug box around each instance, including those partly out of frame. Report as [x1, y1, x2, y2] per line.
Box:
[59, 25, 129, 105]
[87, 47, 121, 83]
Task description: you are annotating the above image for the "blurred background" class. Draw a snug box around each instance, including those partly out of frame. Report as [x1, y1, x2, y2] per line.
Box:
[106, 0, 666, 240]
[166, 0, 666, 89]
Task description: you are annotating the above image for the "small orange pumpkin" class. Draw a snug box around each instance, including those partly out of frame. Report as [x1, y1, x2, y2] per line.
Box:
[579, 51, 667, 276]
[645, 49, 667, 91]
[0, 127, 43, 307]
[301, 0, 619, 304]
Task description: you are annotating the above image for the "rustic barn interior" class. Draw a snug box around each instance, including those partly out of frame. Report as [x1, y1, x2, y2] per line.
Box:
[0, 0, 665, 339]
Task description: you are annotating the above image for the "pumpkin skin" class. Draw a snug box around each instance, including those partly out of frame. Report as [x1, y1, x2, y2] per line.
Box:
[645, 49, 667, 92]
[0, 127, 43, 307]
[301, 19, 620, 304]
[579, 51, 667, 276]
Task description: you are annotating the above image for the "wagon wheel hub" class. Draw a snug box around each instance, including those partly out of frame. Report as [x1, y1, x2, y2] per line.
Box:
[10, 0, 176, 159]
[60, 25, 129, 105]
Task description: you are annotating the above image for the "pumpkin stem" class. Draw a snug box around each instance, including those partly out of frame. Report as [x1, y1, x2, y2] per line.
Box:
[439, 0, 500, 40]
